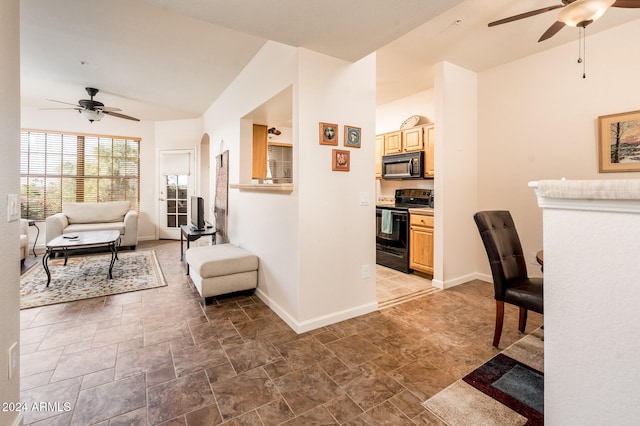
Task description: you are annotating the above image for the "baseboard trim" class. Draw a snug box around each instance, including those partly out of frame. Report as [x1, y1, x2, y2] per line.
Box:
[432, 272, 491, 290]
[255, 288, 378, 334]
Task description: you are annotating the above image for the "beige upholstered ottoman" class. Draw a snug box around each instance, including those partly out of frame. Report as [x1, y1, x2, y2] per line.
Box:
[185, 244, 258, 302]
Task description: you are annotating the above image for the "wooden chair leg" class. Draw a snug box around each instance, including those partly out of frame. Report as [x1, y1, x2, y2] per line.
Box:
[493, 301, 505, 347]
[518, 307, 528, 333]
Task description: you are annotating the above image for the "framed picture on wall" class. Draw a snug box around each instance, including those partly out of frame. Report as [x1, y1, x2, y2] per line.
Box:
[319, 122, 338, 145]
[598, 110, 640, 172]
[344, 125, 361, 148]
[332, 149, 350, 171]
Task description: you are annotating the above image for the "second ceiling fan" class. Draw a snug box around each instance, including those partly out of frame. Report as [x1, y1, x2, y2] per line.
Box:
[489, 0, 640, 42]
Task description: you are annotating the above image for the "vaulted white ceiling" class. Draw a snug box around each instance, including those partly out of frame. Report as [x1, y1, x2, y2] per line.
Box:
[20, 0, 640, 122]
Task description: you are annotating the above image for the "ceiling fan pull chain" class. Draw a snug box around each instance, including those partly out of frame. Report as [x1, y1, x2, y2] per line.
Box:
[577, 26, 587, 79]
[582, 27, 587, 79]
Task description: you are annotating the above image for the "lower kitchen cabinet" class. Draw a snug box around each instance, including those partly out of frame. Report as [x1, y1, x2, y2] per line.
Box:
[410, 213, 434, 274]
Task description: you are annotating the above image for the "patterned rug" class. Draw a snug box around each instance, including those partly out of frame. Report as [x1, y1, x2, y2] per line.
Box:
[423, 327, 544, 425]
[20, 250, 167, 309]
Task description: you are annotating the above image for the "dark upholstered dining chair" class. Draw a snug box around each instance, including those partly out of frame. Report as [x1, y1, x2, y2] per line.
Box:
[473, 211, 543, 347]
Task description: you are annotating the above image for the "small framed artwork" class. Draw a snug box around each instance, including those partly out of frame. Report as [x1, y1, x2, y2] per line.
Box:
[332, 149, 350, 172]
[598, 110, 640, 172]
[344, 125, 361, 148]
[319, 122, 338, 145]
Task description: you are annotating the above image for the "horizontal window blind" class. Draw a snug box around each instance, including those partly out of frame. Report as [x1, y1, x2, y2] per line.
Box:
[20, 130, 140, 220]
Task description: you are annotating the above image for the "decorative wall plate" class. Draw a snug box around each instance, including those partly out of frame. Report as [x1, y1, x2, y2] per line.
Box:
[400, 115, 421, 129]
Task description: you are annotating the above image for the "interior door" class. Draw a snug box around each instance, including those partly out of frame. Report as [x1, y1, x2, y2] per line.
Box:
[158, 149, 196, 240]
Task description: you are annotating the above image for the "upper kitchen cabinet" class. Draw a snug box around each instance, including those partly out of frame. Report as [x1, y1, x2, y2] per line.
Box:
[252, 124, 269, 179]
[383, 131, 402, 154]
[402, 126, 424, 152]
[376, 124, 435, 178]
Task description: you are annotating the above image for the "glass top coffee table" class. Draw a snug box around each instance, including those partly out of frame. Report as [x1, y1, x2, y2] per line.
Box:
[43, 230, 121, 287]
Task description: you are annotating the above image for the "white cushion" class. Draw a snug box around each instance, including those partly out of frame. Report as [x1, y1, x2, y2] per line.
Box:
[65, 222, 125, 234]
[63, 201, 131, 224]
[185, 244, 258, 278]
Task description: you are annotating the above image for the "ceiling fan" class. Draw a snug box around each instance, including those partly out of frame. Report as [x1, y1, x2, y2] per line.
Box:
[44, 87, 140, 123]
[489, 0, 640, 42]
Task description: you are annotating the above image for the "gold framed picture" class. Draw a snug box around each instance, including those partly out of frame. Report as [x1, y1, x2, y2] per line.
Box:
[319, 122, 338, 145]
[598, 110, 640, 172]
[332, 149, 350, 172]
[344, 125, 361, 148]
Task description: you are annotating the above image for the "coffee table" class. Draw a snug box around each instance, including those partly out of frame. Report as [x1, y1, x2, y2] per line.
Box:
[43, 230, 121, 287]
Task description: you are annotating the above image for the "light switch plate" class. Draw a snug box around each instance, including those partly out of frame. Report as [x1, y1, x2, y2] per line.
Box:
[7, 194, 19, 222]
[359, 192, 369, 206]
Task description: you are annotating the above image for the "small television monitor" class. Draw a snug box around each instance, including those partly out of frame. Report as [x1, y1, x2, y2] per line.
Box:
[190, 196, 205, 231]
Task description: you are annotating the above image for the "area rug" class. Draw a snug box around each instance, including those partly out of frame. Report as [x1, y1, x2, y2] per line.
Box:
[20, 250, 167, 309]
[423, 327, 544, 426]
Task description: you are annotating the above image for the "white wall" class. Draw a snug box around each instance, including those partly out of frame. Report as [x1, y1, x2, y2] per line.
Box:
[1, 1, 22, 424]
[375, 89, 435, 135]
[296, 48, 377, 326]
[477, 18, 640, 280]
[204, 41, 377, 332]
[204, 41, 302, 321]
[433, 62, 478, 289]
[532, 182, 640, 425]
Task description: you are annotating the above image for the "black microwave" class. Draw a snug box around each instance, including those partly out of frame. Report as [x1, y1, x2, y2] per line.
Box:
[382, 151, 423, 179]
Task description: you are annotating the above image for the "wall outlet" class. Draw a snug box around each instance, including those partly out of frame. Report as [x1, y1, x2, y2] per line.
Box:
[8, 342, 18, 379]
[361, 264, 370, 279]
[359, 192, 369, 206]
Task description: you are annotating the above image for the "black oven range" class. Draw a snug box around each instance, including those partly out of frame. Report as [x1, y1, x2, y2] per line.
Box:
[376, 188, 434, 273]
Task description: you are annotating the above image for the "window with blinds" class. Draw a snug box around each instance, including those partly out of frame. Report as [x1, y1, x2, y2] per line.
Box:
[20, 130, 140, 220]
[267, 143, 293, 183]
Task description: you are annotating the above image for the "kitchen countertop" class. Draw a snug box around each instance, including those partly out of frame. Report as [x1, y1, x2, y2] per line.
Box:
[408, 208, 434, 215]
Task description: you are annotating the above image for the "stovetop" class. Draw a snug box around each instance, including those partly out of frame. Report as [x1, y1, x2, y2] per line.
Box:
[377, 188, 434, 210]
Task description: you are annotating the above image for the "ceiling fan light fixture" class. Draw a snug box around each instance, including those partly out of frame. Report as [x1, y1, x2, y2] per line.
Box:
[79, 108, 103, 122]
[557, 0, 615, 27]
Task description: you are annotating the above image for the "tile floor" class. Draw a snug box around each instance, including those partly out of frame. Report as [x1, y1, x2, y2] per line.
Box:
[375, 265, 438, 309]
[19, 240, 542, 425]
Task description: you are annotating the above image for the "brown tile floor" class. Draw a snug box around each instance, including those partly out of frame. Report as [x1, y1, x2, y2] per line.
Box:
[19, 240, 542, 425]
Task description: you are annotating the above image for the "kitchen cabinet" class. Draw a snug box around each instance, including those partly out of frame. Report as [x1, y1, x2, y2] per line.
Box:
[375, 134, 384, 178]
[424, 124, 434, 178]
[252, 124, 268, 179]
[382, 128, 422, 154]
[376, 124, 435, 178]
[410, 212, 434, 275]
[383, 131, 402, 154]
[402, 126, 424, 152]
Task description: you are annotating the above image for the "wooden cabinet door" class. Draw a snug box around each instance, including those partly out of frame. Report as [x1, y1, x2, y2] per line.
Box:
[384, 131, 402, 154]
[375, 134, 384, 178]
[402, 127, 423, 152]
[424, 125, 435, 178]
[252, 124, 268, 179]
[410, 225, 434, 274]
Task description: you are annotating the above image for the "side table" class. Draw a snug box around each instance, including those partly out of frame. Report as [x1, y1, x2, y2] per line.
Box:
[180, 225, 216, 274]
